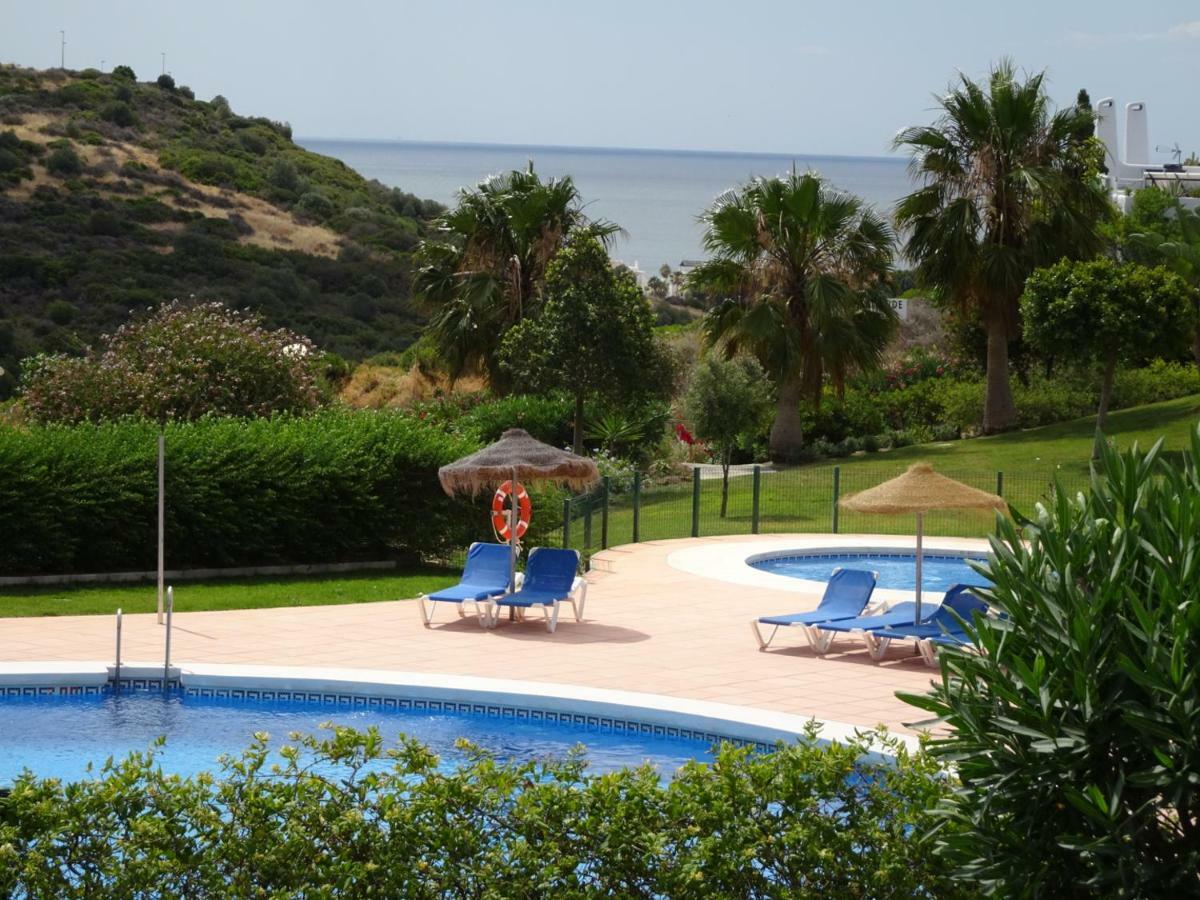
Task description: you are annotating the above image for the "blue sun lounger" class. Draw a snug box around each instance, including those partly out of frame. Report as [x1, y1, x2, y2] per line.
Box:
[751, 568, 879, 651]
[418, 542, 512, 627]
[861, 585, 988, 666]
[487, 547, 584, 633]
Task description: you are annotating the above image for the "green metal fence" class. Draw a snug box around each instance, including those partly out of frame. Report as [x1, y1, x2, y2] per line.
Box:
[561, 463, 1090, 554]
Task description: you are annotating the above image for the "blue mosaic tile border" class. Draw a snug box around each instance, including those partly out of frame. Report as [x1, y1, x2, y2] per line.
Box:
[2, 679, 175, 697]
[182, 686, 770, 751]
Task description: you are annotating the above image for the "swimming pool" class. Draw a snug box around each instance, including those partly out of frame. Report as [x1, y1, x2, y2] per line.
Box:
[0, 688, 721, 783]
[749, 550, 989, 592]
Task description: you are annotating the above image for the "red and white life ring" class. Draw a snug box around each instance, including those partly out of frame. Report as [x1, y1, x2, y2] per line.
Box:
[491, 480, 532, 541]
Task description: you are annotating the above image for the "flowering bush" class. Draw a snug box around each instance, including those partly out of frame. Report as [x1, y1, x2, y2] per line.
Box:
[20, 300, 326, 423]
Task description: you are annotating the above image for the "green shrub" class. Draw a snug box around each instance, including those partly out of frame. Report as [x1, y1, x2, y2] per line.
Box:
[903, 429, 1200, 894]
[100, 99, 136, 127]
[455, 393, 574, 446]
[111, 64, 136, 81]
[156, 73, 175, 91]
[0, 727, 966, 898]
[0, 411, 481, 574]
[44, 144, 82, 176]
[294, 189, 335, 221]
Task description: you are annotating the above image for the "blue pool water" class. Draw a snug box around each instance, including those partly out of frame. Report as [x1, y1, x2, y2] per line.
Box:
[751, 552, 989, 592]
[0, 692, 718, 783]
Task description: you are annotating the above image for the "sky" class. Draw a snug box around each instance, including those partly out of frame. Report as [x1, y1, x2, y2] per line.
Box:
[3, 0, 1199, 159]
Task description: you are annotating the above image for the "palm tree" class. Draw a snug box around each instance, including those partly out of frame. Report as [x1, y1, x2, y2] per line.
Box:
[691, 172, 896, 461]
[412, 163, 619, 389]
[894, 61, 1109, 433]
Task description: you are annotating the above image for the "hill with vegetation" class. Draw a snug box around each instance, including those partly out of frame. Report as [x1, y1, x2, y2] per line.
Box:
[0, 63, 445, 398]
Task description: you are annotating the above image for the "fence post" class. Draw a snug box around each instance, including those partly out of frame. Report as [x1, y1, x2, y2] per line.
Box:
[832, 466, 841, 534]
[690, 467, 701, 538]
[995, 470, 1004, 498]
[562, 498, 572, 549]
[632, 472, 641, 543]
[584, 496, 593, 548]
[600, 476, 610, 550]
[751, 465, 761, 534]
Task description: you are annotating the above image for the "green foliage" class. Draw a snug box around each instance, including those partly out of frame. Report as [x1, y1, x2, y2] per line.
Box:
[0, 727, 966, 898]
[44, 143, 82, 176]
[100, 99, 136, 127]
[500, 235, 674, 452]
[902, 429, 1200, 895]
[683, 354, 772, 514]
[110, 64, 136, 81]
[454, 392, 574, 446]
[0, 411, 480, 574]
[156, 73, 176, 91]
[19, 301, 326, 424]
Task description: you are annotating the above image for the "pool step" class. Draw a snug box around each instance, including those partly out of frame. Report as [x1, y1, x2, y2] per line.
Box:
[588, 547, 633, 574]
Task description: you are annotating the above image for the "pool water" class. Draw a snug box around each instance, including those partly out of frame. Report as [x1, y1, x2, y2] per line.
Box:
[751, 551, 989, 592]
[0, 692, 718, 783]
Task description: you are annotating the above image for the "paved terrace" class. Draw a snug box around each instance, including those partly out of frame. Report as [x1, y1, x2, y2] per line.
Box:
[0, 535, 988, 734]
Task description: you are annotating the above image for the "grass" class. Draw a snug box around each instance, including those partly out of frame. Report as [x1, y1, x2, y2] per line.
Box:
[0, 566, 458, 618]
[574, 393, 1200, 548]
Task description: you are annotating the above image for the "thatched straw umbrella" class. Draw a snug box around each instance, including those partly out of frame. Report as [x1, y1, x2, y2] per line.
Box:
[839, 463, 1006, 622]
[438, 428, 600, 591]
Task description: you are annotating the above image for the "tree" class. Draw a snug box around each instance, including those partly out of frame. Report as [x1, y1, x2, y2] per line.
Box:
[1021, 258, 1195, 432]
[682, 355, 771, 517]
[1129, 202, 1200, 371]
[894, 61, 1110, 434]
[690, 171, 896, 461]
[110, 64, 135, 81]
[156, 73, 175, 91]
[19, 300, 325, 423]
[498, 236, 672, 454]
[413, 163, 620, 391]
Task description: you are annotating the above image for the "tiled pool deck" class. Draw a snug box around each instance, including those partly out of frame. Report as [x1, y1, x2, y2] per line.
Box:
[0, 534, 989, 735]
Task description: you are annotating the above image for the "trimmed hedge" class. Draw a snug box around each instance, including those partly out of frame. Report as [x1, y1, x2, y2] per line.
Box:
[0, 412, 490, 575]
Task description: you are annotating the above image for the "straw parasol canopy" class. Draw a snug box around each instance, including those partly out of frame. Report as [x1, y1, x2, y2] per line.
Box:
[438, 428, 600, 497]
[840, 463, 1007, 516]
[840, 463, 1005, 624]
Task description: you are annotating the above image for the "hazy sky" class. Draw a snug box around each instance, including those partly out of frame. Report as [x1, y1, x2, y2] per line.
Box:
[4, 1, 1199, 158]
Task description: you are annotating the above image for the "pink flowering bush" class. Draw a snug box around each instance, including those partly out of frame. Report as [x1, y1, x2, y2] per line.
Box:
[20, 300, 325, 423]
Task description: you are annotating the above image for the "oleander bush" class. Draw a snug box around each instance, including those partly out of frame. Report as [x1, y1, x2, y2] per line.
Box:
[0, 727, 971, 898]
[0, 411, 489, 575]
[903, 426, 1200, 895]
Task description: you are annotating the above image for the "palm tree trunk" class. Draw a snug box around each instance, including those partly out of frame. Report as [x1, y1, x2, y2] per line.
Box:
[572, 390, 585, 456]
[769, 377, 805, 462]
[982, 326, 1017, 434]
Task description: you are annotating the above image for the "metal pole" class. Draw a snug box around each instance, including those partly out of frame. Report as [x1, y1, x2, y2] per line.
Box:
[632, 472, 641, 543]
[162, 586, 173, 691]
[114, 608, 122, 694]
[751, 465, 761, 534]
[157, 434, 165, 625]
[832, 466, 841, 534]
[583, 497, 593, 548]
[562, 497, 571, 548]
[995, 470, 1004, 498]
[690, 467, 701, 538]
[914, 512, 924, 625]
[600, 476, 610, 550]
[508, 467, 517, 593]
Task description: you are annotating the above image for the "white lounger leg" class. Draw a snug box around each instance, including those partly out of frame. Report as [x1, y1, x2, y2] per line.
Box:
[918, 639, 939, 667]
[546, 600, 560, 633]
[569, 578, 587, 622]
[803, 626, 836, 655]
[751, 620, 778, 650]
[419, 595, 436, 627]
[864, 632, 892, 662]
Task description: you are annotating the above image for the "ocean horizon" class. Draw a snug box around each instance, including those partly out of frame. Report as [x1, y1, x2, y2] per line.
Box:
[300, 138, 913, 270]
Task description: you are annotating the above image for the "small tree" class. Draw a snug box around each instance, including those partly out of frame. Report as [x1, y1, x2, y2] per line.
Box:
[682, 355, 771, 517]
[156, 73, 176, 91]
[111, 64, 136, 81]
[1022, 258, 1195, 432]
[20, 300, 325, 423]
[499, 236, 673, 454]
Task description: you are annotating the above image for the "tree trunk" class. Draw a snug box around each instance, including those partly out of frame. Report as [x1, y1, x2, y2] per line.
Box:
[720, 452, 731, 518]
[769, 377, 805, 462]
[572, 391, 585, 456]
[1192, 324, 1200, 377]
[1096, 355, 1117, 431]
[982, 326, 1017, 434]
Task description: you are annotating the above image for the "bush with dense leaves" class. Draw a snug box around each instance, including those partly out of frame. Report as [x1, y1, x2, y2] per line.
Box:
[44, 144, 82, 176]
[0, 412, 486, 575]
[902, 428, 1200, 895]
[0, 726, 970, 898]
[19, 300, 325, 423]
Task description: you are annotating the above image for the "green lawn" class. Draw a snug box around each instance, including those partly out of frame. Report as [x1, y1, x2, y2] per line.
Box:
[574, 393, 1200, 548]
[0, 567, 458, 618]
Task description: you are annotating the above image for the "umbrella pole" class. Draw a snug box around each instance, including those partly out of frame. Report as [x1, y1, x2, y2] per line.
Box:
[509, 465, 518, 593]
[914, 511, 924, 625]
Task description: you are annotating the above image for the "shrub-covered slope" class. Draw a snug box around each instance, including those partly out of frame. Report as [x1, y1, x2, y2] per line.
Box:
[0, 63, 444, 397]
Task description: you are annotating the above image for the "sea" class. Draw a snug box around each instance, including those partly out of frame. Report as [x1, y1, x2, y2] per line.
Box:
[299, 139, 913, 272]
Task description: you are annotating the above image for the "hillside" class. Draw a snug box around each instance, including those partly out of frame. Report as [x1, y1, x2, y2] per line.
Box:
[0, 63, 445, 397]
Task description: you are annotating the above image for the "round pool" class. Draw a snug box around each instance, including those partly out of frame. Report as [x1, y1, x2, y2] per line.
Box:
[750, 550, 989, 592]
[0, 690, 720, 783]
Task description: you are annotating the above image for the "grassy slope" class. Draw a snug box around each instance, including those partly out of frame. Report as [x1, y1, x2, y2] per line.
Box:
[584, 394, 1200, 547]
[0, 567, 458, 618]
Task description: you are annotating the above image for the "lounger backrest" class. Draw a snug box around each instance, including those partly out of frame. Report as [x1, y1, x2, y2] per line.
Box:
[935, 585, 988, 630]
[818, 568, 877, 617]
[522, 547, 580, 596]
[460, 542, 512, 588]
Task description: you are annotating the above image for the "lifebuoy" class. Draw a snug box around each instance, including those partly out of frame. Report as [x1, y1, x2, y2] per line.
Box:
[491, 480, 532, 541]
